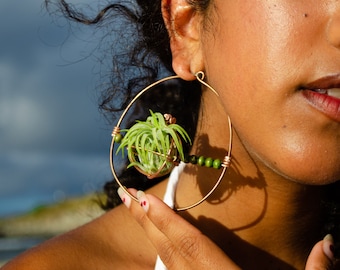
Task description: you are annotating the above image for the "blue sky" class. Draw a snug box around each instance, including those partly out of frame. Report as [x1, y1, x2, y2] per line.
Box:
[0, 0, 114, 216]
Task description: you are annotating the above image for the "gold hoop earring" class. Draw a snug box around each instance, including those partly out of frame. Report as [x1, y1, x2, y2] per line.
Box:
[110, 71, 232, 211]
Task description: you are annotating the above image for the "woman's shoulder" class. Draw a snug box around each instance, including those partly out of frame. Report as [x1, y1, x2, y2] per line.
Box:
[2, 180, 169, 270]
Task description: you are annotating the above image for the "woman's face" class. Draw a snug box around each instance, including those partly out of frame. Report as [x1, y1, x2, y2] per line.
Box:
[201, 0, 340, 184]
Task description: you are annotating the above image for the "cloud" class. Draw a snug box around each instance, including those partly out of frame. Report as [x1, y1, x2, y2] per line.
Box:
[0, 0, 116, 217]
[0, 0, 111, 154]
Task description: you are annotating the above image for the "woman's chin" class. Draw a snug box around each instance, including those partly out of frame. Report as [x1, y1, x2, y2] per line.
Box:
[272, 162, 340, 186]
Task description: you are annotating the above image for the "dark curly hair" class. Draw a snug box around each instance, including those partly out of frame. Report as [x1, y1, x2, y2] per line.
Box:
[45, 0, 339, 258]
[44, 0, 203, 206]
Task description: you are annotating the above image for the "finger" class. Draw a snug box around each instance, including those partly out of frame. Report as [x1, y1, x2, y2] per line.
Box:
[137, 191, 240, 270]
[305, 235, 335, 270]
[121, 188, 192, 270]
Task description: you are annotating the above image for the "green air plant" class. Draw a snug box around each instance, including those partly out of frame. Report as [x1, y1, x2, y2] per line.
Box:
[116, 110, 191, 179]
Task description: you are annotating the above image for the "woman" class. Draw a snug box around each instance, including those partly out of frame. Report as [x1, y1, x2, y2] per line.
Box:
[2, 0, 339, 269]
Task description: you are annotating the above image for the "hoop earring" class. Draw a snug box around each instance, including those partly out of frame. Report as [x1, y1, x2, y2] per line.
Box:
[110, 71, 232, 211]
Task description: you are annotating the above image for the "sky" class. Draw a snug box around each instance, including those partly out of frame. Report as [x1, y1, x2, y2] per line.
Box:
[0, 0, 114, 217]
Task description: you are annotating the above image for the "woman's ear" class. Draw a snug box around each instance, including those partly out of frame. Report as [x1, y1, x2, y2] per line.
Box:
[162, 0, 204, 80]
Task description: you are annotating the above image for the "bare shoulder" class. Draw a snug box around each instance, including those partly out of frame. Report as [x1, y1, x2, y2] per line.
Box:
[2, 180, 168, 270]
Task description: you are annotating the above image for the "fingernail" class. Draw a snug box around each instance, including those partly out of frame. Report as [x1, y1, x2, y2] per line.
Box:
[137, 190, 149, 212]
[117, 187, 131, 208]
[323, 234, 335, 261]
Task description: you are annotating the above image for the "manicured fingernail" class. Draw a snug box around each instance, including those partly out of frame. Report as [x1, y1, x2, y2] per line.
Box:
[137, 190, 149, 212]
[323, 234, 335, 261]
[117, 187, 131, 208]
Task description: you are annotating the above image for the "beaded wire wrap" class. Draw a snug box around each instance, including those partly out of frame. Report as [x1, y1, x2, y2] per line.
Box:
[110, 71, 233, 211]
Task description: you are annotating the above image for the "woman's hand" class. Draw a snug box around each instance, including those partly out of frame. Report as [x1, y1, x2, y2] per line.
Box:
[118, 188, 240, 270]
[306, 235, 336, 270]
[118, 188, 336, 270]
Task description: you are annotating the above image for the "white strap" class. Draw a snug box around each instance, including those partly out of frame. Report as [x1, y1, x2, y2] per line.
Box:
[154, 162, 185, 270]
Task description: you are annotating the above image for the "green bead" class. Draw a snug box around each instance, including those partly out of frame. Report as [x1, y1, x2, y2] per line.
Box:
[213, 159, 222, 169]
[198, 156, 205, 166]
[205, 157, 213, 167]
[183, 153, 190, 163]
[114, 134, 123, 143]
[189, 155, 198, 164]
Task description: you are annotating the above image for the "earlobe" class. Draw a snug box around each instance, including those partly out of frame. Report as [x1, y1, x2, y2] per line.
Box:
[162, 0, 204, 80]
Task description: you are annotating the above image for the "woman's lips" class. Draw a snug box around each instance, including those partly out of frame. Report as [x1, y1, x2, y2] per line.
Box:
[301, 75, 340, 122]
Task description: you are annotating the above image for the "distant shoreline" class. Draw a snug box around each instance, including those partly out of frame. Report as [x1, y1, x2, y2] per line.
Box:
[0, 193, 105, 266]
[0, 193, 105, 238]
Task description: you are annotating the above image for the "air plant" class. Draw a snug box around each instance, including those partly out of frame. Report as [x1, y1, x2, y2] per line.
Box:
[116, 110, 191, 178]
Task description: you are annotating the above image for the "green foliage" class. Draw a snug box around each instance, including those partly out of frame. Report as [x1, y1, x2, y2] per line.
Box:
[117, 111, 191, 177]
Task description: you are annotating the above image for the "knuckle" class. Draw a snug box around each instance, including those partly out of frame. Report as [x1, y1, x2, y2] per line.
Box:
[308, 261, 333, 270]
[158, 239, 177, 268]
[177, 233, 202, 262]
[156, 215, 172, 232]
[310, 266, 331, 270]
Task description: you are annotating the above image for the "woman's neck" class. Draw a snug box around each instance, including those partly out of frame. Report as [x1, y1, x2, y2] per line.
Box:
[177, 142, 324, 269]
[175, 90, 325, 268]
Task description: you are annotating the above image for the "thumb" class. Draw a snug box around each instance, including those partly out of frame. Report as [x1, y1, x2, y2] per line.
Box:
[305, 235, 335, 270]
